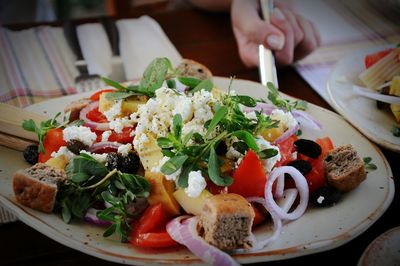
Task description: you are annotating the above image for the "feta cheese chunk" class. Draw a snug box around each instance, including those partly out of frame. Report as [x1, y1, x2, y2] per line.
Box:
[104, 100, 122, 121]
[101, 130, 112, 142]
[269, 109, 298, 130]
[80, 150, 108, 163]
[63, 125, 97, 146]
[256, 136, 281, 173]
[117, 143, 132, 157]
[51, 146, 75, 161]
[185, 170, 207, 198]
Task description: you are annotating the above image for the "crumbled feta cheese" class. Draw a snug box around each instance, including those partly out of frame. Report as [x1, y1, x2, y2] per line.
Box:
[244, 111, 257, 120]
[269, 109, 298, 130]
[101, 130, 112, 142]
[63, 125, 97, 146]
[109, 117, 132, 133]
[131, 87, 217, 139]
[51, 146, 75, 161]
[117, 143, 132, 157]
[185, 170, 207, 198]
[226, 146, 243, 160]
[317, 196, 325, 204]
[256, 136, 281, 173]
[80, 150, 108, 163]
[104, 100, 122, 121]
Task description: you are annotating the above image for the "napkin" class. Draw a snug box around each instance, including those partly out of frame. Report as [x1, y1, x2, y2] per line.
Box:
[293, 0, 400, 104]
[116, 16, 182, 80]
[76, 23, 113, 77]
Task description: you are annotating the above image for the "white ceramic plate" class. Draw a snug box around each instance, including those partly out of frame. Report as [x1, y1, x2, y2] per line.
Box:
[326, 45, 400, 152]
[358, 226, 400, 266]
[0, 78, 394, 265]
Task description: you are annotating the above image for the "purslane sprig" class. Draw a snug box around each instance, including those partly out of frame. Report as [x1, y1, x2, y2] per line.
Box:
[266, 82, 308, 111]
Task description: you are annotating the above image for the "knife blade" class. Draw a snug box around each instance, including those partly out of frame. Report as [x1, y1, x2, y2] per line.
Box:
[259, 0, 279, 88]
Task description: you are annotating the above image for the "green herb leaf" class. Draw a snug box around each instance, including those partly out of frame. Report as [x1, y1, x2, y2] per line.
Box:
[258, 148, 278, 159]
[177, 77, 202, 88]
[102, 77, 126, 90]
[166, 79, 176, 89]
[173, 114, 183, 140]
[103, 223, 117, 237]
[191, 79, 213, 93]
[157, 137, 174, 148]
[161, 155, 188, 175]
[232, 95, 257, 107]
[140, 57, 171, 93]
[205, 106, 227, 138]
[363, 156, 377, 171]
[177, 164, 195, 188]
[363, 157, 372, 164]
[105, 91, 139, 100]
[230, 130, 259, 152]
[208, 147, 233, 186]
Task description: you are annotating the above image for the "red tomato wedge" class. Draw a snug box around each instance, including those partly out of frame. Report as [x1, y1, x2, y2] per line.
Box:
[89, 89, 115, 101]
[130, 203, 178, 248]
[364, 48, 393, 69]
[38, 128, 67, 163]
[94, 127, 134, 144]
[276, 134, 298, 167]
[228, 149, 266, 198]
[86, 107, 108, 123]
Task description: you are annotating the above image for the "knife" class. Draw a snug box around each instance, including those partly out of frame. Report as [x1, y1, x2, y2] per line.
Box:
[259, 0, 279, 88]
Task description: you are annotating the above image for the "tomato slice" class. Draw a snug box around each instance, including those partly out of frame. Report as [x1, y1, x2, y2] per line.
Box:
[90, 89, 115, 101]
[130, 203, 178, 248]
[94, 127, 134, 144]
[86, 107, 108, 123]
[38, 128, 67, 163]
[276, 134, 297, 167]
[251, 203, 266, 227]
[228, 149, 266, 198]
[365, 48, 393, 69]
[316, 137, 334, 158]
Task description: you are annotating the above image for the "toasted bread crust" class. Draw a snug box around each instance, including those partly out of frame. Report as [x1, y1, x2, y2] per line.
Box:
[324, 144, 367, 192]
[199, 193, 254, 250]
[12, 163, 67, 213]
[175, 59, 213, 80]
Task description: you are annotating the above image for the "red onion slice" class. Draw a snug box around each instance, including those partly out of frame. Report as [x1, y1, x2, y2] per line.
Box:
[353, 85, 400, 104]
[88, 141, 121, 153]
[273, 122, 300, 144]
[79, 101, 110, 131]
[265, 166, 309, 221]
[291, 110, 322, 131]
[166, 216, 240, 266]
[84, 208, 112, 227]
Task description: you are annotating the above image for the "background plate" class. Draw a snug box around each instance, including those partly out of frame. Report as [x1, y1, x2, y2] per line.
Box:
[326, 45, 400, 152]
[0, 77, 394, 265]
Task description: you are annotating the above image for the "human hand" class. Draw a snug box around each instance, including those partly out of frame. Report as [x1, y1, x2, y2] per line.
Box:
[231, 0, 321, 67]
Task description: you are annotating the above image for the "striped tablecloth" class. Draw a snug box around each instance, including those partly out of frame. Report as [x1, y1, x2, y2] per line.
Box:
[0, 16, 181, 224]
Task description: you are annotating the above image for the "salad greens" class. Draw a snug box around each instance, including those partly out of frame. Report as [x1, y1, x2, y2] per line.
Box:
[391, 125, 400, 137]
[59, 153, 150, 242]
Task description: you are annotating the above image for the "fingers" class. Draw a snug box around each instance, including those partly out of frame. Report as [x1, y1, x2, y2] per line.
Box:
[293, 14, 321, 61]
[270, 7, 295, 66]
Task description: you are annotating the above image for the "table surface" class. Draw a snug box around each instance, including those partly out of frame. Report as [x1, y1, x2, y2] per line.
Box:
[1, 7, 399, 266]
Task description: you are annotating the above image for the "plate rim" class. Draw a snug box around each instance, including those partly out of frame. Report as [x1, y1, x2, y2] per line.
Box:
[1, 77, 395, 265]
[326, 45, 400, 153]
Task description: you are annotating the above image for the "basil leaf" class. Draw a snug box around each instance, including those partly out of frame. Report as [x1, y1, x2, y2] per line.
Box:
[191, 79, 213, 93]
[208, 147, 233, 186]
[161, 155, 188, 175]
[177, 77, 202, 88]
[232, 95, 257, 107]
[102, 77, 126, 90]
[173, 114, 183, 140]
[231, 130, 259, 152]
[61, 199, 71, 223]
[258, 148, 278, 159]
[206, 105, 227, 138]
[140, 57, 171, 93]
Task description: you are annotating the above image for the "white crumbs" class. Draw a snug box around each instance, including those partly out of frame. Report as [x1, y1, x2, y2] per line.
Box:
[317, 196, 325, 204]
[104, 100, 122, 121]
[117, 143, 132, 157]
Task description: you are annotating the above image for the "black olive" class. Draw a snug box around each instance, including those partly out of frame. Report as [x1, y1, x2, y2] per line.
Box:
[106, 152, 119, 170]
[67, 140, 89, 155]
[287, 160, 312, 175]
[215, 141, 228, 155]
[294, 139, 322, 159]
[119, 153, 140, 174]
[310, 186, 342, 207]
[23, 145, 39, 165]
